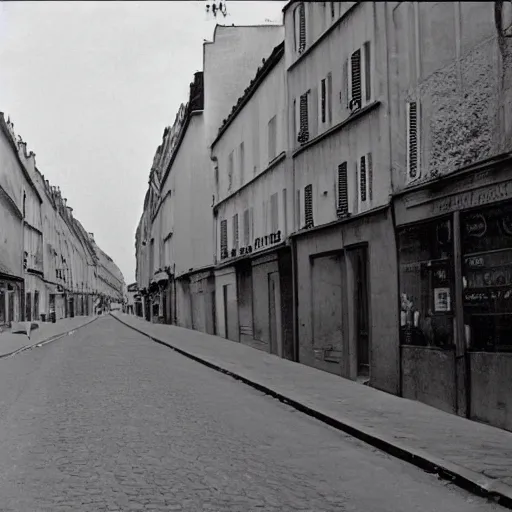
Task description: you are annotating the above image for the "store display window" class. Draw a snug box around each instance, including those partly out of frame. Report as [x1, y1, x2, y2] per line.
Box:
[398, 217, 455, 349]
[461, 202, 512, 352]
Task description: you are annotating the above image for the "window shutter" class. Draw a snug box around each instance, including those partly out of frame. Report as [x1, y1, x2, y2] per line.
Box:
[270, 193, 279, 233]
[298, 93, 309, 143]
[220, 220, 228, 258]
[250, 207, 254, 242]
[407, 101, 419, 180]
[330, 1, 335, 18]
[228, 151, 234, 192]
[296, 189, 301, 230]
[364, 41, 371, 102]
[298, 2, 306, 53]
[233, 214, 239, 250]
[292, 98, 297, 145]
[367, 152, 373, 201]
[239, 142, 245, 185]
[268, 115, 277, 162]
[360, 155, 367, 202]
[350, 49, 362, 111]
[342, 59, 349, 109]
[304, 184, 313, 229]
[243, 209, 250, 246]
[282, 188, 288, 235]
[321, 78, 326, 124]
[327, 73, 333, 123]
[337, 162, 349, 218]
[310, 86, 318, 137]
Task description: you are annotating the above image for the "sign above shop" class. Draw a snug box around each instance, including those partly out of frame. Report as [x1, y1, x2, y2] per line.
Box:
[221, 231, 283, 261]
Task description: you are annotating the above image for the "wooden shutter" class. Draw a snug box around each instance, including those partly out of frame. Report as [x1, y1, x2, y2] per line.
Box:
[220, 219, 228, 258]
[360, 155, 367, 202]
[268, 116, 276, 162]
[296, 189, 301, 230]
[342, 59, 349, 109]
[239, 142, 245, 185]
[350, 49, 362, 111]
[298, 2, 306, 53]
[327, 73, 333, 123]
[250, 207, 254, 242]
[367, 152, 373, 201]
[233, 214, 239, 250]
[337, 162, 348, 218]
[292, 98, 297, 145]
[243, 209, 250, 246]
[364, 41, 371, 102]
[407, 101, 419, 179]
[298, 93, 309, 143]
[321, 78, 326, 124]
[228, 151, 234, 192]
[304, 184, 313, 229]
[282, 188, 288, 235]
[270, 193, 279, 232]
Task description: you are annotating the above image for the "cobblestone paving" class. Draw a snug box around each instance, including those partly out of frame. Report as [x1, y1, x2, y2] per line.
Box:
[0, 317, 504, 511]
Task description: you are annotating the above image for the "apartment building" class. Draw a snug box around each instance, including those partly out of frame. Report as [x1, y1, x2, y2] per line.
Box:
[284, 2, 398, 392]
[389, 1, 512, 430]
[211, 41, 294, 359]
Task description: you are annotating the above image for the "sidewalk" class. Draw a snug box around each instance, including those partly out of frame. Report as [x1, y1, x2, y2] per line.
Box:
[113, 312, 512, 508]
[0, 315, 98, 358]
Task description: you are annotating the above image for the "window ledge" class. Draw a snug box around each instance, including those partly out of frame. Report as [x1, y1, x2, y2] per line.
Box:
[292, 101, 381, 159]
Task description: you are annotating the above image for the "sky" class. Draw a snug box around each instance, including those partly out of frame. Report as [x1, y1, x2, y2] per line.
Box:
[0, 0, 287, 285]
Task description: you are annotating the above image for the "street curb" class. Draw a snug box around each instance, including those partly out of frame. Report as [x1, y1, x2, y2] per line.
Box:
[0, 316, 100, 360]
[111, 313, 512, 509]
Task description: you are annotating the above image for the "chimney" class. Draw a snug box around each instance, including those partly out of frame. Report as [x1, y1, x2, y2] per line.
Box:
[63, 198, 67, 208]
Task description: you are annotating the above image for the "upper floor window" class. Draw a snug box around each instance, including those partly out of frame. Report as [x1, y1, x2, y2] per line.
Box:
[407, 101, 420, 182]
[268, 115, 277, 162]
[298, 92, 310, 144]
[243, 209, 250, 247]
[239, 142, 245, 185]
[348, 41, 372, 113]
[232, 214, 239, 251]
[293, 2, 306, 54]
[227, 150, 234, 192]
[358, 153, 373, 208]
[270, 192, 279, 233]
[320, 73, 333, 126]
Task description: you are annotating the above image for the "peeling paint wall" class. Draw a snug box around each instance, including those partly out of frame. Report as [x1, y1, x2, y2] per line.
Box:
[389, 1, 512, 190]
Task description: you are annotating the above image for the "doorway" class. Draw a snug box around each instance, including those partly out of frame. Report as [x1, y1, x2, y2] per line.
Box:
[349, 246, 370, 380]
[268, 271, 282, 356]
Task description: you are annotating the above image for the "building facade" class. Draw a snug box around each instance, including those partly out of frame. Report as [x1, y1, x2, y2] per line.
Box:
[211, 41, 294, 358]
[0, 112, 125, 327]
[283, 1, 398, 391]
[389, 1, 512, 430]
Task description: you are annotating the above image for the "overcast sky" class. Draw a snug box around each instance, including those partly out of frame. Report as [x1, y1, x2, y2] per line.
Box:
[0, 0, 286, 285]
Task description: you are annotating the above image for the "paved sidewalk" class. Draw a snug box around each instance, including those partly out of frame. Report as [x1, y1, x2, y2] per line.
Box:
[0, 315, 98, 358]
[113, 312, 512, 508]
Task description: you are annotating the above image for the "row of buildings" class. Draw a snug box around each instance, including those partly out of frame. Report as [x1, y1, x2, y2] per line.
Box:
[134, 1, 512, 432]
[0, 113, 126, 326]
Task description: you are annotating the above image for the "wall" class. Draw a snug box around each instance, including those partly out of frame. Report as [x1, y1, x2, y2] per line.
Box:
[204, 24, 284, 147]
[295, 208, 399, 393]
[286, 1, 391, 231]
[389, 1, 512, 190]
[170, 114, 214, 277]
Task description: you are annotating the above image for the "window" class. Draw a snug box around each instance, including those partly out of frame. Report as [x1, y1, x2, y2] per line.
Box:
[270, 193, 279, 232]
[358, 153, 373, 206]
[243, 209, 250, 246]
[298, 93, 309, 144]
[461, 203, 512, 352]
[348, 42, 372, 112]
[232, 214, 239, 251]
[282, 188, 288, 235]
[292, 98, 297, 145]
[321, 78, 326, 124]
[398, 218, 454, 349]
[337, 162, 349, 218]
[330, 1, 335, 18]
[294, 2, 306, 54]
[220, 219, 228, 258]
[407, 101, 420, 181]
[268, 115, 277, 162]
[26, 292, 31, 322]
[239, 142, 245, 185]
[22, 190, 26, 219]
[327, 73, 333, 124]
[228, 150, 234, 192]
[296, 189, 301, 230]
[304, 184, 313, 229]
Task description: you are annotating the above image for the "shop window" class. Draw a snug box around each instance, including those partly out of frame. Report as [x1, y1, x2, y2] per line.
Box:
[461, 203, 512, 352]
[398, 217, 454, 349]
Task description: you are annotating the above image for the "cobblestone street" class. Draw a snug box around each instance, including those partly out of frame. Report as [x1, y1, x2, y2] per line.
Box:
[0, 316, 504, 512]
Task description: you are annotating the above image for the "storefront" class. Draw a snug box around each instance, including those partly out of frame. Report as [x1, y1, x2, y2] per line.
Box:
[394, 157, 512, 431]
[0, 273, 23, 327]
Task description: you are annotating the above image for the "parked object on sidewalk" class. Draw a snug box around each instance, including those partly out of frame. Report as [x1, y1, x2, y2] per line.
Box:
[10, 321, 39, 338]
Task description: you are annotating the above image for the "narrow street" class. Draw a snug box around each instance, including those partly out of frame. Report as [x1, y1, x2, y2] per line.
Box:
[0, 317, 502, 512]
